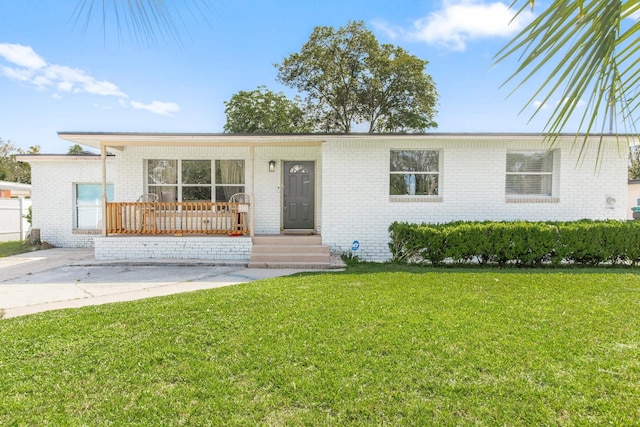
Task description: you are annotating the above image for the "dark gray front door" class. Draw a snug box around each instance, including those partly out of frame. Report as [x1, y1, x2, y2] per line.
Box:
[283, 161, 314, 229]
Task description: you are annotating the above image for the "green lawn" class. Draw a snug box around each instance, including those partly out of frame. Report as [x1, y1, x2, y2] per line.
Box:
[0, 240, 41, 257]
[1, 264, 639, 425]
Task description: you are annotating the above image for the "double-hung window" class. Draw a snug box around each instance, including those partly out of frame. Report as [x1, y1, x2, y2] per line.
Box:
[75, 183, 114, 229]
[390, 150, 439, 196]
[146, 159, 244, 202]
[505, 151, 553, 197]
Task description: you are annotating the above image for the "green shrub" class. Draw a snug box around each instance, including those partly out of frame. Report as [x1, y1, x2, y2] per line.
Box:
[417, 225, 447, 265]
[445, 222, 490, 264]
[389, 220, 640, 267]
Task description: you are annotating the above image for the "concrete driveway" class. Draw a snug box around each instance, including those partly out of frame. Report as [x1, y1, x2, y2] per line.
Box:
[0, 248, 315, 319]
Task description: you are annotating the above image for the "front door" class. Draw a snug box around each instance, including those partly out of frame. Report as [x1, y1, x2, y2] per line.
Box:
[283, 161, 314, 230]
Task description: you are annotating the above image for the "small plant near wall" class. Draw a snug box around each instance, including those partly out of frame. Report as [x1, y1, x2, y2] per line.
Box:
[23, 205, 32, 225]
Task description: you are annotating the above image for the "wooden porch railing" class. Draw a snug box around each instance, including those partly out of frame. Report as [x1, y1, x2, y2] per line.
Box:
[106, 201, 249, 235]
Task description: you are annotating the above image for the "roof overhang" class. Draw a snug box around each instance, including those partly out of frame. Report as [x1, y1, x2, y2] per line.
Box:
[57, 132, 330, 150]
[0, 180, 31, 191]
[15, 154, 108, 163]
[57, 131, 638, 151]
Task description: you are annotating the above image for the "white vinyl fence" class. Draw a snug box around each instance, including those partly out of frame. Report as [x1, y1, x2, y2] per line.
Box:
[0, 198, 31, 242]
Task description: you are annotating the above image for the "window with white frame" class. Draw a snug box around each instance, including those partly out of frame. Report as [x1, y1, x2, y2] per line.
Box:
[75, 183, 114, 229]
[505, 151, 553, 196]
[146, 159, 244, 202]
[390, 150, 439, 196]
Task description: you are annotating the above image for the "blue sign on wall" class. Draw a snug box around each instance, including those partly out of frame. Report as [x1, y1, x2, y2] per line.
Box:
[351, 240, 360, 251]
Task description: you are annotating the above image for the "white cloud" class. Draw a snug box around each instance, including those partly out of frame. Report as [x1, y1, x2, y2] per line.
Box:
[0, 43, 46, 68]
[57, 81, 74, 92]
[532, 100, 548, 110]
[83, 79, 127, 97]
[42, 64, 128, 97]
[1, 65, 33, 81]
[374, 1, 535, 51]
[0, 42, 179, 116]
[371, 20, 400, 40]
[130, 100, 181, 116]
[31, 75, 52, 90]
[559, 97, 586, 109]
[532, 97, 586, 111]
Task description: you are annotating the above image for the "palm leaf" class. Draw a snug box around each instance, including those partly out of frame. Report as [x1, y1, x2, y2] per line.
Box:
[72, 0, 214, 45]
[496, 0, 640, 165]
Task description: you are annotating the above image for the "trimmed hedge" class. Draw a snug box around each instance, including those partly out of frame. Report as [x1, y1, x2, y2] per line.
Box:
[389, 220, 640, 267]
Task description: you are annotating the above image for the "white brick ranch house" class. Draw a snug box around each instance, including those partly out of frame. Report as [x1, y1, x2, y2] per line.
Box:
[21, 133, 629, 265]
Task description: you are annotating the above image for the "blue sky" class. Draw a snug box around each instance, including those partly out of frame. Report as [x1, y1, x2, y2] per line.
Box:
[0, 0, 604, 153]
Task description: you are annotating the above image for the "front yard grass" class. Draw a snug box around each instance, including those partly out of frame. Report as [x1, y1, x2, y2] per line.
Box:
[0, 240, 41, 257]
[1, 264, 639, 425]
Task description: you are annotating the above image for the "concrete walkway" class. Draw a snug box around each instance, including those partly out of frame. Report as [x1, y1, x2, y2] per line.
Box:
[0, 248, 328, 319]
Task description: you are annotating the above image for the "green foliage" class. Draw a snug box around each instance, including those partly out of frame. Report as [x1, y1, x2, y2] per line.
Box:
[24, 206, 32, 226]
[276, 21, 438, 133]
[223, 86, 313, 133]
[0, 138, 32, 184]
[388, 221, 425, 264]
[496, 1, 640, 160]
[0, 240, 40, 257]
[417, 225, 447, 265]
[67, 144, 87, 154]
[389, 220, 640, 267]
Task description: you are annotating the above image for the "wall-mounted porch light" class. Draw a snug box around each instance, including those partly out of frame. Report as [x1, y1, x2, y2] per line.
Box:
[269, 160, 276, 172]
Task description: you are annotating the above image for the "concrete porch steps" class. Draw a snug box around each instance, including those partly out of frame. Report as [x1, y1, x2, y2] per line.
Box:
[249, 235, 337, 269]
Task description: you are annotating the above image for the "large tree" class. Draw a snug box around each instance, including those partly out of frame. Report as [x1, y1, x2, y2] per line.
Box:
[276, 21, 438, 133]
[496, 0, 640, 157]
[223, 87, 313, 133]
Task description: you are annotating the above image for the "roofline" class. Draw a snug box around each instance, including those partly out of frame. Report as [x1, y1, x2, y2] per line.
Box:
[58, 131, 639, 150]
[0, 180, 32, 190]
[59, 131, 640, 137]
[15, 154, 109, 163]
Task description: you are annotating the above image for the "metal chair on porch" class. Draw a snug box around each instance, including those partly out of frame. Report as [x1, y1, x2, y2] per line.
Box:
[136, 193, 159, 232]
[229, 192, 250, 235]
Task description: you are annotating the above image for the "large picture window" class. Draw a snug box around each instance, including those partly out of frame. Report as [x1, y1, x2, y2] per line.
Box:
[75, 183, 114, 229]
[506, 151, 553, 196]
[215, 160, 245, 201]
[390, 150, 439, 196]
[147, 159, 244, 202]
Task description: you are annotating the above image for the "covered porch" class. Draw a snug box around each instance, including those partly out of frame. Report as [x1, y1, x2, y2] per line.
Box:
[57, 132, 335, 267]
[57, 132, 326, 241]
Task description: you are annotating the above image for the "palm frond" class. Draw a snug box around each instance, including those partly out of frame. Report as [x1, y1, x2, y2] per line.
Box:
[496, 0, 640, 165]
[72, 0, 215, 46]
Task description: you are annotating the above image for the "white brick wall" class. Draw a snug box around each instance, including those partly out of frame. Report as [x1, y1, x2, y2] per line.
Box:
[94, 236, 251, 260]
[28, 156, 118, 248]
[27, 135, 628, 262]
[320, 136, 628, 261]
